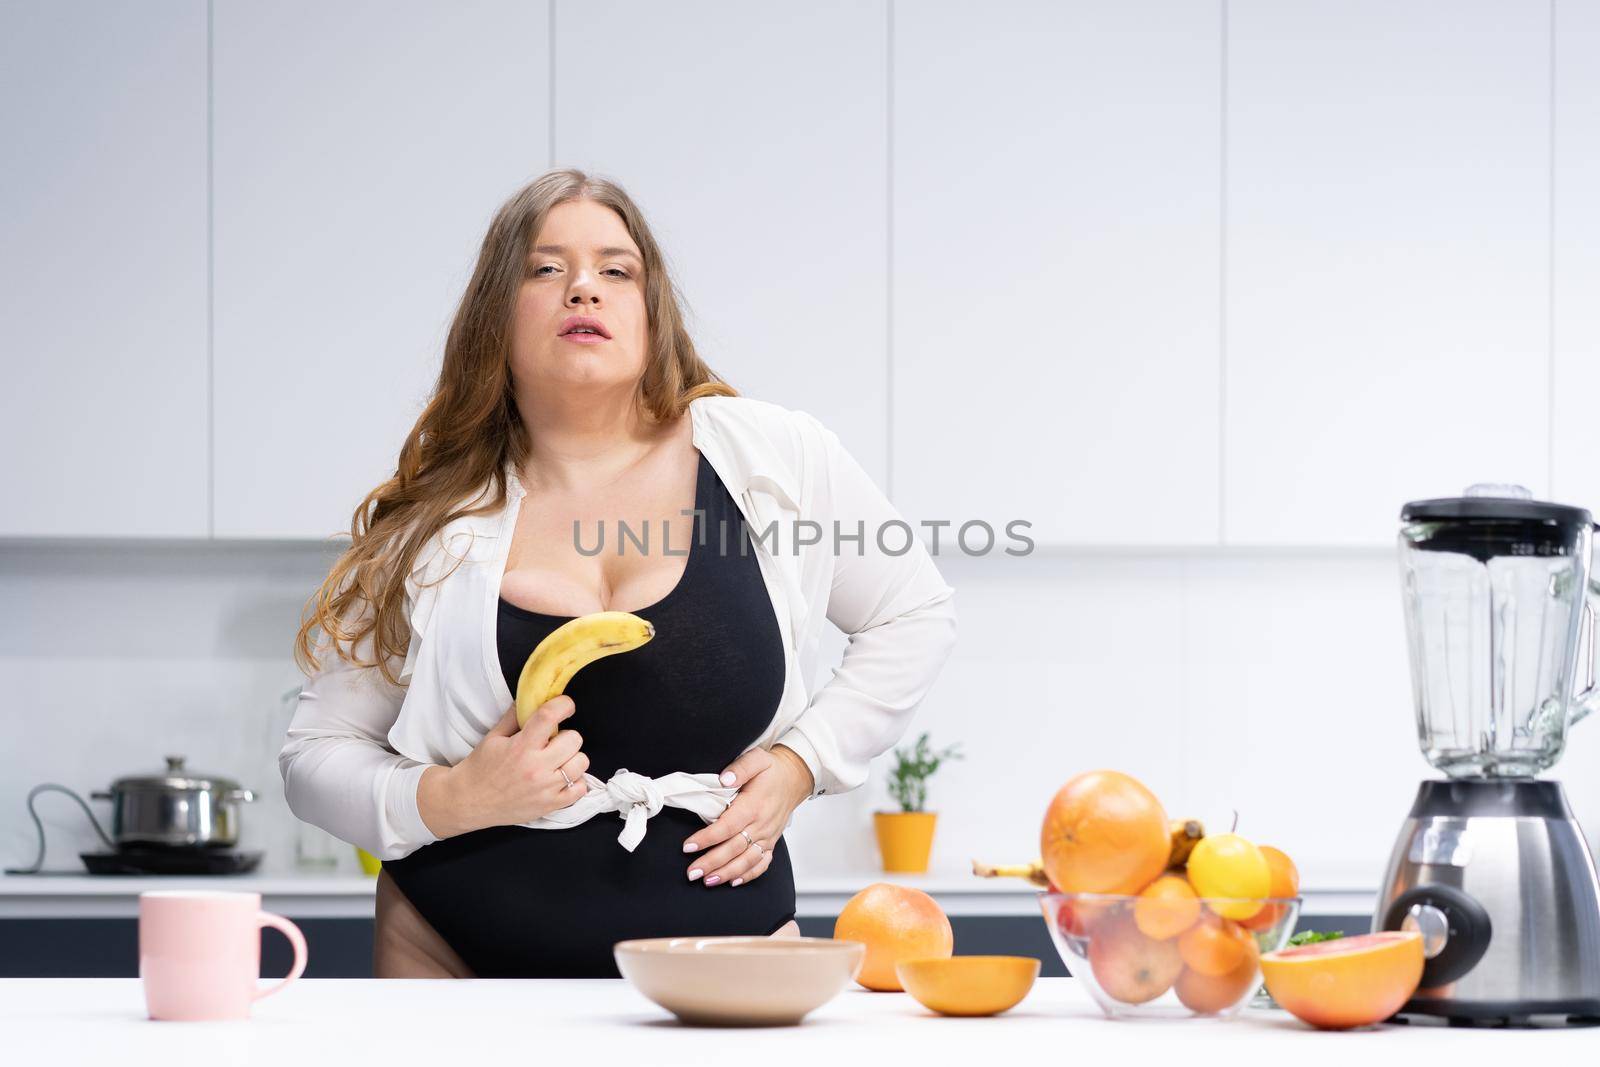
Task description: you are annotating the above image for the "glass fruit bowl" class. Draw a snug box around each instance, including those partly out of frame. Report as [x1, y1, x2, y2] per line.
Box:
[1039, 890, 1301, 1019]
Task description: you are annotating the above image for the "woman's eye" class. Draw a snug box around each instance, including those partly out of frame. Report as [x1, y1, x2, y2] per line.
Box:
[531, 265, 630, 279]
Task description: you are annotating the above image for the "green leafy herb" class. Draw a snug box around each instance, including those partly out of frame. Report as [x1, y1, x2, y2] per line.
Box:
[886, 732, 964, 812]
[1286, 929, 1345, 946]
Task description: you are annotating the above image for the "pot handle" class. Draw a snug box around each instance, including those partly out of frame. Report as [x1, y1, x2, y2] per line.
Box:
[226, 789, 257, 803]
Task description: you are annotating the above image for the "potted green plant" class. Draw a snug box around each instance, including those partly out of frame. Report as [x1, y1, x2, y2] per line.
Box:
[874, 732, 964, 873]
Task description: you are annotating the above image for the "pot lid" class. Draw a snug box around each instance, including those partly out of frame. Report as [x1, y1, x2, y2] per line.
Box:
[110, 755, 242, 793]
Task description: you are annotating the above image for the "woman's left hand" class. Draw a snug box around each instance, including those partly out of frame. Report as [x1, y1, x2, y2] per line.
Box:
[683, 744, 814, 888]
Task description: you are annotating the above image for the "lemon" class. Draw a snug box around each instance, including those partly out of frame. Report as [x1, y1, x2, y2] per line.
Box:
[1185, 833, 1270, 920]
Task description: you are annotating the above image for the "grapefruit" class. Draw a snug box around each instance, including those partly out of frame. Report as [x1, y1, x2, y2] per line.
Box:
[833, 883, 954, 992]
[1185, 833, 1270, 920]
[895, 955, 1040, 1016]
[1041, 770, 1170, 895]
[1260, 931, 1424, 1030]
[1241, 845, 1300, 932]
[1086, 911, 1184, 1005]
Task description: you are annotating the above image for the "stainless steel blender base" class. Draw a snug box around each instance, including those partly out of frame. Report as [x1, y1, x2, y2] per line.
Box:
[1392, 999, 1600, 1026]
[1374, 779, 1600, 1024]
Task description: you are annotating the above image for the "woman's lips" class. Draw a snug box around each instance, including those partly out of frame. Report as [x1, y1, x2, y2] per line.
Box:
[560, 332, 610, 344]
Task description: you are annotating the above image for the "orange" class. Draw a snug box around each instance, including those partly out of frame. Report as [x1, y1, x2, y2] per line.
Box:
[1133, 874, 1201, 941]
[1040, 770, 1170, 895]
[1240, 845, 1300, 932]
[1185, 833, 1270, 920]
[833, 883, 954, 992]
[1260, 931, 1424, 1029]
[1087, 911, 1183, 1005]
[1177, 912, 1252, 977]
[1174, 936, 1261, 1014]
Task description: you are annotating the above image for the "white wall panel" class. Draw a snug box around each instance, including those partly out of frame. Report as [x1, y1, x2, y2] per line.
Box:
[1553, 0, 1600, 515]
[212, 0, 551, 539]
[0, 0, 208, 537]
[1226, 1, 1550, 545]
[553, 0, 890, 480]
[1551, 0, 1600, 855]
[893, 0, 1222, 545]
[888, 554, 1195, 874]
[1176, 552, 1421, 890]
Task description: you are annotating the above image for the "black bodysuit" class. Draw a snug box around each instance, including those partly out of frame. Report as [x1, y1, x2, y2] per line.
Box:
[381, 452, 796, 977]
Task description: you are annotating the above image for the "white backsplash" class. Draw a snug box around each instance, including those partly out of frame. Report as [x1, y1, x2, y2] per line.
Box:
[3, 541, 1596, 895]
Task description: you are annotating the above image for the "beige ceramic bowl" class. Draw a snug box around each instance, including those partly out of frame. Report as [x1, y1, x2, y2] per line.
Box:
[614, 935, 865, 1026]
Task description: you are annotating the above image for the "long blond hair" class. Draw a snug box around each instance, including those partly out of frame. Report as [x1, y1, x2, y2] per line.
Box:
[293, 169, 737, 684]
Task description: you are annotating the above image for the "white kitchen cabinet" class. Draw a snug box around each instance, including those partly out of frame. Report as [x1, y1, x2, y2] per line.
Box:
[0, 0, 208, 538]
[211, 1, 551, 540]
[551, 1, 891, 482]
[1225, 1, 1551, 546]
[891, 0, 1222, 546]
[1553, 1, 1600, 517]
[1552, 1, 1600, 846]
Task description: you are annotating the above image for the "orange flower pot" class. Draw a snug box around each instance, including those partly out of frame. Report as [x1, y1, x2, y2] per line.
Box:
[875, 811, 939, 873]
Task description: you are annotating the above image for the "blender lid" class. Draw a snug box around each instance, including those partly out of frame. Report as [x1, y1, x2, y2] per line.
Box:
[1401, 483, 1593, 527]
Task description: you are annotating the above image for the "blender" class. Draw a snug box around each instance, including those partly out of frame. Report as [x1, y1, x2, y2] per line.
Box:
[1375, 483, 1600, 1024]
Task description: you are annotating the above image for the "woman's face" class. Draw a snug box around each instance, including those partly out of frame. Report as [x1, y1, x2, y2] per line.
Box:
[510, 199, 649, 399]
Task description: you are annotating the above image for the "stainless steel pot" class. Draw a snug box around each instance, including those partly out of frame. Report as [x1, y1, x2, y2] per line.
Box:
[90, 755, 257, 848]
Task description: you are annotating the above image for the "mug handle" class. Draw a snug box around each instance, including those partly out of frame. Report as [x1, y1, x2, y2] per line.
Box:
[253, 911, 308, 1002]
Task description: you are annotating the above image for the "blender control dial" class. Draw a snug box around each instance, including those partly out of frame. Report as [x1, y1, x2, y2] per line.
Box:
[1402, 902, 1450, 959]
[1383, 884, 1493, 988]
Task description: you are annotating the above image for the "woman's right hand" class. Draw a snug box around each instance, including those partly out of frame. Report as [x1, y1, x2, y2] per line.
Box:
[443, 696, 591, 831]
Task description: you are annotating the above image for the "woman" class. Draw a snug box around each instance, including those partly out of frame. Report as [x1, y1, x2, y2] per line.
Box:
[280, 169, 957, 978]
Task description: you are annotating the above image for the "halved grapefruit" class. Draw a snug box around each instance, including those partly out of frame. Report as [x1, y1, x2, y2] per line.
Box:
[1259, 931, 1424, 1029]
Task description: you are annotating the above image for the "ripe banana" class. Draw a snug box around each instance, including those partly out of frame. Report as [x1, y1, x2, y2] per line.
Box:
[514, 611, 656, 734]
[1168, 818, 1205, 868]
[971, 858, 1053, 889]
[973, 824, 1204, 891]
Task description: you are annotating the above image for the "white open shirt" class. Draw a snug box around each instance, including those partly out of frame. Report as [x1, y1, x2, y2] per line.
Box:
[278, 395, 958, 861]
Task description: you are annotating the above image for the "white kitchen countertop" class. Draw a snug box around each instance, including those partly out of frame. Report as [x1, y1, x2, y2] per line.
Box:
[0, 869, 1375, 919]
[0, 976, 1577, 1063]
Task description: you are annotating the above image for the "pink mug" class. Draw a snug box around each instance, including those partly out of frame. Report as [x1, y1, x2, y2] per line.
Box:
[139, 890, 307, 1021]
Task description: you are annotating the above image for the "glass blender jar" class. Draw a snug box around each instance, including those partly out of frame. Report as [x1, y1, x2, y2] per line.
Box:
[1398, 483, 1598, 775]
[1375, 483, 1600, 1024]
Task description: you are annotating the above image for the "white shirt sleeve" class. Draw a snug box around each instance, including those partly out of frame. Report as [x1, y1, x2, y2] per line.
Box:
[278, 607, 442, 862]
[774, 412, 958, 798]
